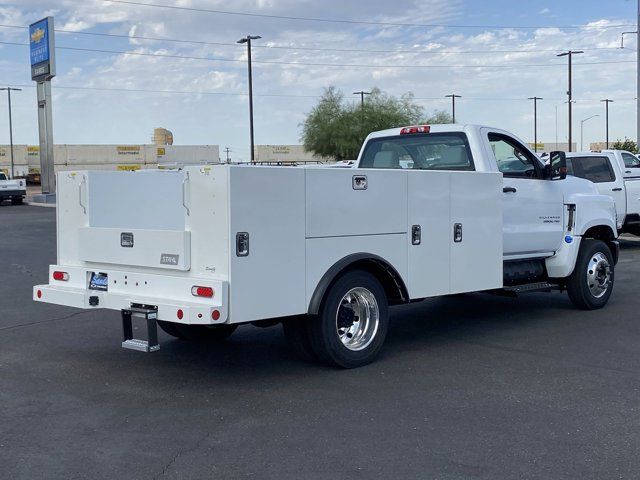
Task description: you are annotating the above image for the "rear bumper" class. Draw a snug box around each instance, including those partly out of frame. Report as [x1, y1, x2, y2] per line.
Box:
[33, 265, 229, 325]
[0, 189, 26, 197]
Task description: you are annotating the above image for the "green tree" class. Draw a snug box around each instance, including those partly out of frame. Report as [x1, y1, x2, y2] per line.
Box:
[612, 137, 638, 153]
[302, 87, 449, 160]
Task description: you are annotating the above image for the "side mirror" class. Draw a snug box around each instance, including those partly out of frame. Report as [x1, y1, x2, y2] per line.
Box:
[548, 151, 567, 180]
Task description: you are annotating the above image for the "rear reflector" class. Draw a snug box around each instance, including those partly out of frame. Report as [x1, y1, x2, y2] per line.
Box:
[53, 271, 69, 281]
[212, 310, 221, 321]
[400, 125, 431, 135]
[37, 290, 42, 299]
[192, 286, 214, 298]
[177, 309, 184, 320]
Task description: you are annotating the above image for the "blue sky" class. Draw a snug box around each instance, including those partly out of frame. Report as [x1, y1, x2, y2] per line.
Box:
[0, 0, 638, 160]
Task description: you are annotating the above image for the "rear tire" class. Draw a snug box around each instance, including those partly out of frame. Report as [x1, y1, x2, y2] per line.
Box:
[309, 270, 389, 368]
[11, 197, 23, 205]
[566, 239, 614, 310]
[282, 316, 317, 362]
[174, 324, 238, 342]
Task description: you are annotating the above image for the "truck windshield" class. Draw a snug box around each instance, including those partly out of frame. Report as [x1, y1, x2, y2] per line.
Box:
[359, 132, 474, 171]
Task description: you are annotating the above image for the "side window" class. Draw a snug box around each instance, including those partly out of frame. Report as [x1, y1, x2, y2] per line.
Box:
[570, 156, 615, 183]
[488, 133, 540, 178]
[621, 152, 640, 168]
[0, 173, 6, 181]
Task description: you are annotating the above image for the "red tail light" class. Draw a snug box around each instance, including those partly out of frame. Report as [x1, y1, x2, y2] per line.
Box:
[191, 286, 214, 298]
[400, 125, 431, 135]
[53, 271, 69, 281]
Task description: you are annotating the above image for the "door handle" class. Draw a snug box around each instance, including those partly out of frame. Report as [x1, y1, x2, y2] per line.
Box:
[453, 223, 463, 243]
[503, 187, 517, 193]
[612, 187, 623, 192]
[411, 225, 421, 245]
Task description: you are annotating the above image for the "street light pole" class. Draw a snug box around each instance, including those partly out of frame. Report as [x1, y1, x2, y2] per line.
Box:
[601, 99, 614, 149]
[557, 50, 583, 152]
[0, 87, 21, 179]
[353, 90, 371, 108]
[237, 35, 261, 163]
[580, 115, 599, 152]
[528, 96, 543, 152]
[445, 94, 462, 123]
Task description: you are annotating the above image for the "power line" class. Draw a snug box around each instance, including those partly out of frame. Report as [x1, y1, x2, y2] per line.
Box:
[0, 23, 624, 55]
[0, 40, 635, 69]
[1, 82, 636, 103]
[105, 0, 635, 31]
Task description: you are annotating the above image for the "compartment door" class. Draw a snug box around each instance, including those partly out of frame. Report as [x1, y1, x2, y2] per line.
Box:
[407, 171, 452, 298]
[450, 172, 503, 293]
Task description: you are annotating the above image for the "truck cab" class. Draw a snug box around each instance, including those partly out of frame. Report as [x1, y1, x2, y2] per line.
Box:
[356, 125, 617, 265]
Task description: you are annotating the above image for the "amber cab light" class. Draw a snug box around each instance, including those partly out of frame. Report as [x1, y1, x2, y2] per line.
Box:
[53, 271, 69, 281]
[192, 286, 214, 298]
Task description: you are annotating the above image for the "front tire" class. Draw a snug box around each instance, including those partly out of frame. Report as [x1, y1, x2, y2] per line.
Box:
[566, 239, 614, 310]
[309, 270, 389, 368]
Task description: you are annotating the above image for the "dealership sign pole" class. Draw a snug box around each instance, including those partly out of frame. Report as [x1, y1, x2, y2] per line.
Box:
[29, 16, 56, 196]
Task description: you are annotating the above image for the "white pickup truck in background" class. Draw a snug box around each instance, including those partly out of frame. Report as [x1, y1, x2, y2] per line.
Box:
[33, 124, 618, 368]
[0, 172, 26, 205]
[566, 151, 640, 236]
[601, 150, 640, 179]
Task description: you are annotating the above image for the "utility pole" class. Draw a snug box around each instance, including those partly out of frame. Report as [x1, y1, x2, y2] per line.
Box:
[601, 99, 614, 149]
[0, 87, 21, 178]
[237, 35, 261, 164]
[353, 90, 371, 108]
[557, 50, 583, 152]
[580, 115, 599, 152]
[637, 0, 639, 148]
[445, 94, 462, 123]
[528, 96, 543, 152]
[224, 147, 231, 163]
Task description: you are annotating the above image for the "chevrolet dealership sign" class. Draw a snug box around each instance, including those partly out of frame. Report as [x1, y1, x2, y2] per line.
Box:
[29, 17, 56, 81]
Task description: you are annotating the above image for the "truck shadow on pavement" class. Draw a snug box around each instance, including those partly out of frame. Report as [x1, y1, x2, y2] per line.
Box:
[136, 290, 585, 378]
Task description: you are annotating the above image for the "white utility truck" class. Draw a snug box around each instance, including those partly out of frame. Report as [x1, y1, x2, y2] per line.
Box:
[0, 172, 26, 205]
[33, 125, 619, 368]
[566, 152, 640, 236]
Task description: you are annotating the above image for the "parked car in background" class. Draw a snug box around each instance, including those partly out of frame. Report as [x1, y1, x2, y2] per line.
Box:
[566, 152, 640, 236]
[602, 150, 640, 179]
[0, 172, 26, 205]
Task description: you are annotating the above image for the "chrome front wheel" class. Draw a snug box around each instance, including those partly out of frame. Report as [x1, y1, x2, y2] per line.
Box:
[586, 252, 611, 299]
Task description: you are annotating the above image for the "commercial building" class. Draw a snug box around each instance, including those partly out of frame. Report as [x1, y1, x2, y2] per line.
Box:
[527, 142, 576, 153]
[254, 145, 327, 164]
[0, 144, 220, 178]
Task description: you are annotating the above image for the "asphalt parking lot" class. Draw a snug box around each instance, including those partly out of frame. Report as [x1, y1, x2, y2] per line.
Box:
[2, 204, 640, 479]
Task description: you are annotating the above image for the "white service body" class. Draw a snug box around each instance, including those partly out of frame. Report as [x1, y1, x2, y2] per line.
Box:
[34, 125, 617, 326]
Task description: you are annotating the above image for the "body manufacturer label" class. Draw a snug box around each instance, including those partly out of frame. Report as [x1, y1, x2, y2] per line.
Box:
[160, 254, 179, 266]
